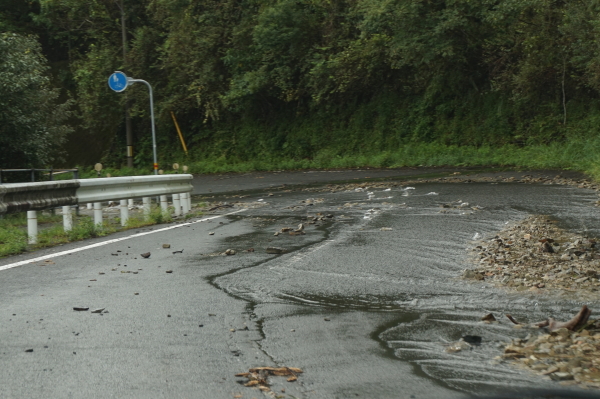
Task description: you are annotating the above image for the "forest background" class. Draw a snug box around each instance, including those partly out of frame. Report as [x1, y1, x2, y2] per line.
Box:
[3, 0, 600, 177]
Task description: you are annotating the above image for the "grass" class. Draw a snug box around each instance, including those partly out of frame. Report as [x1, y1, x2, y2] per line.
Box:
[67, 138, 600, 181]
[0, 204, 201, 258]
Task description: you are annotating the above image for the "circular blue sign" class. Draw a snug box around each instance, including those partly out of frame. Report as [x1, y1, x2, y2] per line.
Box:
[108, 71, 128, 92]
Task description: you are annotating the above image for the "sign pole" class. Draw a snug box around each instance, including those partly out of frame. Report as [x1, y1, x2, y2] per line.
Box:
[108, 71, 158, 174]
[128, 78, 158, 175]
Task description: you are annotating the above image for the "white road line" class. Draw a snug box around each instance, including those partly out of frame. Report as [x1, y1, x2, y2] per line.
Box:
[0, 209, 246, 272]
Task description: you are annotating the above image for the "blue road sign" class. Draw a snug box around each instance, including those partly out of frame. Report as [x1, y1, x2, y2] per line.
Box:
[108, 71, 128, 92]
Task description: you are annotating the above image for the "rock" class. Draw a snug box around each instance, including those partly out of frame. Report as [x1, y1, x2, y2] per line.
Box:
[73, 307, 89, 311]
[166, 270, 173, 273]
[447, 340, 471, 353]
[25, 349, 33, 353]
[225, 249, 236, 256]
[550, 372, 574, 381]
[209, 232, 215, 235]
[91, 308, 105, 313]
[266, 247, 284, 254]
[542, 366, 559, 375]
[162, 244, 171, 248]
[462, 335, 482, 345]
[140, 252, 151, 258]
[463, 270, 484, 280]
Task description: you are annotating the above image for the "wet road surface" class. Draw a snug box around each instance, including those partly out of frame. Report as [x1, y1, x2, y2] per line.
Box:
[2, 170, 600, 398]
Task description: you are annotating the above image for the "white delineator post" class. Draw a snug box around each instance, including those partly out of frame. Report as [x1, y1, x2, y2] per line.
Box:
[93, 202, 103, 227]
[62, 206, 73, 232]
[160, 195, 168, 213]
[120, 200, 129, 226]
[142, 197, 151, 219]
[172, 194, 181, 216]
[181, 192, 190, 214]
[27, 211, 37, 244]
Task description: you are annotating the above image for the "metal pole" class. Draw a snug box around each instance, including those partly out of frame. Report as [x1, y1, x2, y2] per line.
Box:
[128, 78, 158, 175]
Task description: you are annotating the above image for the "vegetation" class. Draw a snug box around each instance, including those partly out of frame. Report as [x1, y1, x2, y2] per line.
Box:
[3, 1, 600, 175]
[0, 204, 191, 258]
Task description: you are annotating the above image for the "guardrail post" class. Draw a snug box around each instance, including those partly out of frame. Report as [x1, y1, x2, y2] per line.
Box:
[87, 203, 93, 210]
[62, 206, 73, 232]
[93, 202, 103, 227]
[187, 193, 192, 212]
[142, 197, 151, 219]
[160, 195, 168, 213]
[27, 211, 38, 244]
[181, 192, 190, 214]
[128, 199, 134, 207]
[173, 194, 181, 216]
[120, 200, 129, 226]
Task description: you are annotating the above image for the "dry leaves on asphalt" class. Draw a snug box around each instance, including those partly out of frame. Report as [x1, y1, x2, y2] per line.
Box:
[235, 367, 303, 393]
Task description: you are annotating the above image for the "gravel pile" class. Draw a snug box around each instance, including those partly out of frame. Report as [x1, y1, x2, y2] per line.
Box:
[465, 215, 600, 387]
[465, 215, 600, 300]
[502, 326, 600, 388]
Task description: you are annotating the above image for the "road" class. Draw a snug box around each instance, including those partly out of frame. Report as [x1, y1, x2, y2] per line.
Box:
[1, 168, 599, 398]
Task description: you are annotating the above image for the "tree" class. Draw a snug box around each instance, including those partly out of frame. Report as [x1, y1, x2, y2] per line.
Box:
[0, 33, 73, 168]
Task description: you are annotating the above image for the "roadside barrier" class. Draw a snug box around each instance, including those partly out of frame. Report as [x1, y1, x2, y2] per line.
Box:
[0, 175, 193, 244]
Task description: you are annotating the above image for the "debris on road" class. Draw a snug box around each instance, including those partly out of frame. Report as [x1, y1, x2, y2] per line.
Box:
[140, 252, 151, 258]
[481, 313, 497, 322]
[172, 249, 184, 254]
[225, 249, 236, 256]
[73, 307, 89, 311]
[506, 305, 591, 332]
[235, 367, 303, 391]
[91, 308, 105, 314]
[266, 247, 284, 254]
[166, 270, 173, 273]
[465, 215, 600, 300]
[162, 244, 171, 248]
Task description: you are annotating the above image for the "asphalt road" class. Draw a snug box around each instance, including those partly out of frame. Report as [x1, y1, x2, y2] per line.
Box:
[1, 168, 600, 399]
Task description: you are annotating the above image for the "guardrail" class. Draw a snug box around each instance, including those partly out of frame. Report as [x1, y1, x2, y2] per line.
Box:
[0, 175, 193, 244]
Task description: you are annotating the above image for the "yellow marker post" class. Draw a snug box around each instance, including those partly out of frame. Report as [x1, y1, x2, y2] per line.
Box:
[170, 111, 188, 156]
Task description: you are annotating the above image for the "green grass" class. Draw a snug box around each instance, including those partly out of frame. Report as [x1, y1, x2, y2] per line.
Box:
[0, 204, 201, 258]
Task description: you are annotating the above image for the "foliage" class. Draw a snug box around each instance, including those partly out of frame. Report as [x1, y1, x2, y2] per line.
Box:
[4, 0, 600, 174]
[0, 33, 73, 168]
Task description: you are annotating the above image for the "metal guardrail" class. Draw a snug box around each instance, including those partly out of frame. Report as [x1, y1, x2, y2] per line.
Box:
[0, 175, 194, 244]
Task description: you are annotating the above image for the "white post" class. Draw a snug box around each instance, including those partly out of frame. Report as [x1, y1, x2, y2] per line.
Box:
[187, 192, 192, 212]
[93, 202, 103, 227]
[181, 192, 190, 214]
[62, 206, 73, 232]
[87, 203, 93, 210]
[173, 194, 181, 216]
[27, 210, 38, 244]
[142, 197, 151, 219]
[120, 199, 129, 226]
[128, 199, 134, 207]
[160, 195, 168, 213]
